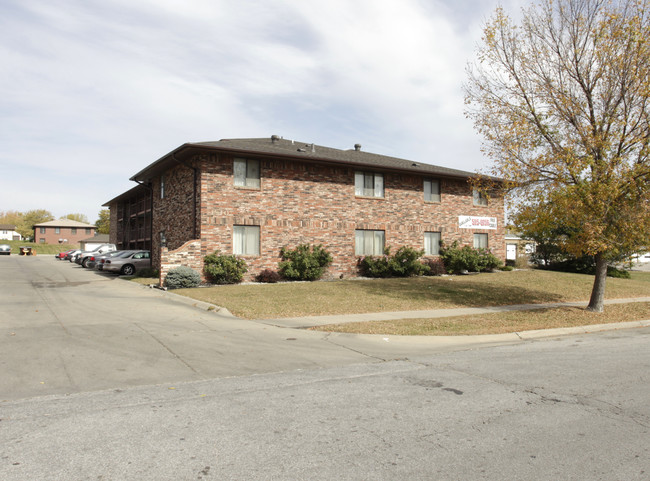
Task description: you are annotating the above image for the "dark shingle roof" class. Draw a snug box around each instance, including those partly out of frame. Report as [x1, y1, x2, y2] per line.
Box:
[130, 136, 484, 183]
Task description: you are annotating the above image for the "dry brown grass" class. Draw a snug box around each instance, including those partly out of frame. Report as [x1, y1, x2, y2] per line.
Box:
[309, 302, 650, 336]
[173, 269, 650, 320]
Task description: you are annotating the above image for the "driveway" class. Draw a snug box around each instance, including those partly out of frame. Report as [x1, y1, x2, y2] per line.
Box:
[2, 256, 382, 401]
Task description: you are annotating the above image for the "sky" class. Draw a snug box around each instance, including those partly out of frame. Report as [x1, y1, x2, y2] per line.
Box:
[1, 0, 528, 224]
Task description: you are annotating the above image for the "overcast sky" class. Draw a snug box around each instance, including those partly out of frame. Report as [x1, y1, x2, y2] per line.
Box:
[1, 0, 527, 223]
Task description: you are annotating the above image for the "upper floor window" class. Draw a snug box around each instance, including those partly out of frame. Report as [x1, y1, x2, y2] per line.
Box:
[55, 227, 60, 234]
[355, 229, 385, 256]
[424, 232, 441, 255]
[234, 158, 260, 188]
[233, 225, 260, 255]
[473, 188, 488, 206]
[424, 179, 441, 203]
[71, 228, 77, 235]
[85, 228, 91, 235]
[39, 227, 46, 234]
[355, 172, 384, 198]
[160, 174, 165, 199]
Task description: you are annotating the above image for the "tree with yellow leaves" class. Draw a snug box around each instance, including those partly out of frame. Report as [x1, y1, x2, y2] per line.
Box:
[465, 0, 650, 312]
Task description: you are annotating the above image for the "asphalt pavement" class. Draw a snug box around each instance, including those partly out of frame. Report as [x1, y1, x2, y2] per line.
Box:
[1, 255, 649, 480]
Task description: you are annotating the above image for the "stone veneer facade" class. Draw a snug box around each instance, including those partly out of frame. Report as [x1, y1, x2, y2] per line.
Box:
[149, 151, 505, 284]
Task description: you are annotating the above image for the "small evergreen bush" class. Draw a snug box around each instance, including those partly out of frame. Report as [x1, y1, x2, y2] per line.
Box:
[164, 266, 201, 289]
[204, 251, 248, 284]
[255, 269, 281, 283]
[278, 244, 333, 281]
[359, 246, 430, 278]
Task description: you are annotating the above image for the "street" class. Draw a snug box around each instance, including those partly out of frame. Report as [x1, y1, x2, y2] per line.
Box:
[1, 255, 649, 480]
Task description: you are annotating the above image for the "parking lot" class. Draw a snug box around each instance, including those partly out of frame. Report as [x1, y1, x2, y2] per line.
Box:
[1, 255, 377, 401]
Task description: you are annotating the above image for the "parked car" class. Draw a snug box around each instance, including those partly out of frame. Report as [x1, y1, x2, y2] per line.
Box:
[0, 244, 10, 255]
[103, 250, 151, 275]
[55, 249, 76, 260]
[66, 249, 82, 262]
[90, 250, 135, 270]
[76, 244, 117, 268]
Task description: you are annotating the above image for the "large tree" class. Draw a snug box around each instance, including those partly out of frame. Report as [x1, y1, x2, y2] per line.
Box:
[465, 0, 650, 311]
[95, 209, 110, 234]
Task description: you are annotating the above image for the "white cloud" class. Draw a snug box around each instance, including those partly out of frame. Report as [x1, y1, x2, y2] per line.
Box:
[0, 0, 528, 222]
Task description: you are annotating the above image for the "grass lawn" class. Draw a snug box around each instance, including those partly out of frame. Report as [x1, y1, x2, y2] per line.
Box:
[174, 269, 650, 321]
[310, 302, 650, 336]
[1, 240, 77, 255]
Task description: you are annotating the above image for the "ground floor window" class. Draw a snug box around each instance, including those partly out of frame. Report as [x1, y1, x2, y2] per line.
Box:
[233, 225, 260, 255]
[355, 229, 385, 256]
[424, 232, 441, 255]
[474, 233, 488, 249]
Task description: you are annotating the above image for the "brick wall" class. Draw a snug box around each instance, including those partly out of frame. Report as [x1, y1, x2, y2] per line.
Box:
[159, 239, 203, 285]
[151, 153, 505, 282]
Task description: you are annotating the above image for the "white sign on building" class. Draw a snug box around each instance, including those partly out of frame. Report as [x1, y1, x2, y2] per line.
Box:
[459, 216, 498, 230]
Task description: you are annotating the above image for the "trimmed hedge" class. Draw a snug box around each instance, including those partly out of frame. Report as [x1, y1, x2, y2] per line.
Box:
[359, 246, 430, 278]
[439, 241, 502, 274]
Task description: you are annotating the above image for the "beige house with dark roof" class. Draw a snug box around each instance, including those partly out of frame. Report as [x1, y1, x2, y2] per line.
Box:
[106, 136, 505, 283]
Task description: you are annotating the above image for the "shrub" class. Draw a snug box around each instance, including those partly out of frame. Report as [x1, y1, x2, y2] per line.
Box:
[439, 241, 503, 274]
[204, 251, 248, 284]
[359, 246, 430, 278]
[255, 269, 281, 283]
[164, 266, 201, 289]
[278, 244, 333, 281]
[422, 257, 446, 276]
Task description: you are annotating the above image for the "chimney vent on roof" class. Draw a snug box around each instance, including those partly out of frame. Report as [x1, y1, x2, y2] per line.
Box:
[354, 144, 362, 151]
[271, 135, 280, 143]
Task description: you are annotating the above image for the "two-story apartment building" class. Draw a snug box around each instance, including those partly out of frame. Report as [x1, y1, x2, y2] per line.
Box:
[33, 219, 96, 245]
[105, 136, 505, 283]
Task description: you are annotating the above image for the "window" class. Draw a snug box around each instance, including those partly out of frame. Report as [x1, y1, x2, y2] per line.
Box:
[233, 225, 260, 255]
[160, 231, 167, 247]
[473, 188, 488, 206]
[424, 179, 441, 202]
[85, 228, 91, 235]
[71, 228, 77, 235]
[474, 233, 488, 249]
[234, 158, 260, 188]
[424, 232, 441, 255]
[133, 252, 150, 259]
[355, 172, 384, 198]
[55, 227, 60, 234]
[355, 229, 385, 256]
[39, 238, 45, 244]
[39, 227, 46, 234]
[160, 174, 165, 199]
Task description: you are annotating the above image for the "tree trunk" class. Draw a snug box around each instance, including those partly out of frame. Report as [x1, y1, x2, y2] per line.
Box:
[587, 253, 608, 312]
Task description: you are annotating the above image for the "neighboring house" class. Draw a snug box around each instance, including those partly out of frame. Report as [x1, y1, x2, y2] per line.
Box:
[79, 234, 111, 251]
[505, 231, 536, 266]
[105, 136, 506, 283]
[33, 219, 96, 245]
[0, 224, 22, 241]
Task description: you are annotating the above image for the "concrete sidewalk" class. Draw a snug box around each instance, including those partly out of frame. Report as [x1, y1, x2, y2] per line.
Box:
[258, 297, 650, 329]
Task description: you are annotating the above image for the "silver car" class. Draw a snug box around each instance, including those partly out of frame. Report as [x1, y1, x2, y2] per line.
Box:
[0, 244, 10, 255]
[103, 250, 151, 276]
